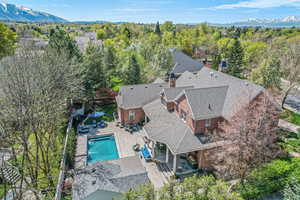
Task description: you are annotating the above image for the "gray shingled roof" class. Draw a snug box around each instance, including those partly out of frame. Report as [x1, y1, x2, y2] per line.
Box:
[170, 49, 203, 75]
[162, 86, 194, 102]
[143, 99, 223, 154]
[176, 67, 265, 120]
[153, 78, 166, 84]
[116, 83, 167, 109]
[175, 86, 228, 120]
[72, 156, 149, 200]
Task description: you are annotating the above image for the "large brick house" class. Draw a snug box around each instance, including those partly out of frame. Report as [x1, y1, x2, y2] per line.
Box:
[116, 55, 277, 175]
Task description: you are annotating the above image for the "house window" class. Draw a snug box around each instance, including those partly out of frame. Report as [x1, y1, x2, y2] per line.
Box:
[129, 111, 135, 121]
[180, 110, 187, 122]
[205, 119, 211, 128]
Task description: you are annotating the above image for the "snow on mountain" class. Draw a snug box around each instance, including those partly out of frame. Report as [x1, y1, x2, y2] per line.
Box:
[282, 16, 300, 22]
[224, 16, 300, 27]
[0, 3, 67, 22]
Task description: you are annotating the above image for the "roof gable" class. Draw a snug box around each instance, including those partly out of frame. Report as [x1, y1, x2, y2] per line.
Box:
[117, 83, 167, 109]
[162, 86, 194, 102]
[184, 86, 228, 120]
[176, 67, 264, 120]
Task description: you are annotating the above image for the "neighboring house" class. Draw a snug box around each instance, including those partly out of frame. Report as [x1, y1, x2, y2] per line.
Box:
[169, 49, 204, 76]
[72, 156, 149, 200]
[116, 66, 276, 175]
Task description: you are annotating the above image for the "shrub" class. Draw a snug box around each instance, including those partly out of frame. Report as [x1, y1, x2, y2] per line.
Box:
[65, 128, 77, 169]
[236, 158, 300, 199]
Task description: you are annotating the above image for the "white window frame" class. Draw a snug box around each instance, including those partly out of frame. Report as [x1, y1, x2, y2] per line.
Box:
[205, 119, 211, 128]
[129, 111, 136, 121]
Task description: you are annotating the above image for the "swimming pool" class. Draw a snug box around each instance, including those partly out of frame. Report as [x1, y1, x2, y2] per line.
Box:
[87, 135, 119, 163]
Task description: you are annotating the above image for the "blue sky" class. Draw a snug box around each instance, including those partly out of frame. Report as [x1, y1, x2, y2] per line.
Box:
[5, 0, 300, 23]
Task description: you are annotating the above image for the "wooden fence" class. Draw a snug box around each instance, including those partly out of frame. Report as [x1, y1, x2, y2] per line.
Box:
[54, 117, 73, 200]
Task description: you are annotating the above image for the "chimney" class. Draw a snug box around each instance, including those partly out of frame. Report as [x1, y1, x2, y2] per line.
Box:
[169, 73, 176, 88]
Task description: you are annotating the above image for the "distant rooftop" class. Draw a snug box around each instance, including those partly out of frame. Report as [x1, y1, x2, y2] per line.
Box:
[170, 49, 203, 75]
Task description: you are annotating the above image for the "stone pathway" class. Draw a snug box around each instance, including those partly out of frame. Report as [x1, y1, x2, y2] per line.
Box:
[284, 95, 300, 114]
[278, 119, 300, 133]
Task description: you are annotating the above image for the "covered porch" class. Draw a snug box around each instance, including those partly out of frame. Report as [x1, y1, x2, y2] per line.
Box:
[146, 140, 199, 176]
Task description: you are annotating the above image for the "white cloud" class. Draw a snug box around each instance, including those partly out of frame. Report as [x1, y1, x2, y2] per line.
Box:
[197, 0, 300, 10]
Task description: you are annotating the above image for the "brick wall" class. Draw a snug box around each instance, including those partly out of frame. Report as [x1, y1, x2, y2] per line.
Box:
[118, 107, 145, 125]
[176, 95, 223, 134]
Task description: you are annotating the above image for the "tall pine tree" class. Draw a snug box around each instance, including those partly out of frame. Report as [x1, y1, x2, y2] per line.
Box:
[49, 28, 82, 61]
[227, 39, 244, 77]
[124, 54, 141, 85]
[103, 45, 117, 88]
[81, 43, 106, 97]
[155, 21, 161, 35]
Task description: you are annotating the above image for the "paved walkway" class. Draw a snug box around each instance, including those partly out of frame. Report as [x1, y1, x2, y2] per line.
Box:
[74, 122, 167, 188]
[278, 119, 300, 133]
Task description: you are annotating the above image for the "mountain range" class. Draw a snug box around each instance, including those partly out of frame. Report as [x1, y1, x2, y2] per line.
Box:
[1, 2, 300, 27]
[219, 16, 300, 27]
[0, 3, 66, 22]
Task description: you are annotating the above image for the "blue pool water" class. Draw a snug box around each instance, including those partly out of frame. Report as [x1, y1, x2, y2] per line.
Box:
[87, 135, 119, 163]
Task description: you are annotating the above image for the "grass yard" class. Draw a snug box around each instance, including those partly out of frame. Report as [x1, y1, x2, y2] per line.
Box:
[0, 184, 10, 199]
[280, 109, 300, 126]
[277, 130, 300, 153]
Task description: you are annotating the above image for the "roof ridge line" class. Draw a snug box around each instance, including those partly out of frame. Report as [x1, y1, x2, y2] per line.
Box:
[185, 85, 229, 92]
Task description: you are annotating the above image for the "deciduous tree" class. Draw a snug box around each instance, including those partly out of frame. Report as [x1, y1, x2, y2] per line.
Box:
[251, 56, 282, 89]
[0, 23, 17, 59]
[207, 92, 282, 187]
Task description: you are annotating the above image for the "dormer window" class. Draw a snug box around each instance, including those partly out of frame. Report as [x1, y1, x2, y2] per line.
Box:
[205, 119, 211, 128]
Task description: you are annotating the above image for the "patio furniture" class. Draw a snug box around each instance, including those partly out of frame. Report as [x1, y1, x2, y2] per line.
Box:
[97, 121, 107, 128]
[187, 155, 198, 169]
[78, 128, 89, 134]
[132, 144, 140, 152]
[125, 124, 134, 133]
[140, 145, 151, 162]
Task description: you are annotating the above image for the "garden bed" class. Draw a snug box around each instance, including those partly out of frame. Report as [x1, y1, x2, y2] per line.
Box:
[0, 184, 10, 199]
[277, 130, 300, 153]
[280, 109, 300, 126]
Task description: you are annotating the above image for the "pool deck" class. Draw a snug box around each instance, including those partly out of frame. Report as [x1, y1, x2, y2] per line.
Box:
[75, 122, 169, 188]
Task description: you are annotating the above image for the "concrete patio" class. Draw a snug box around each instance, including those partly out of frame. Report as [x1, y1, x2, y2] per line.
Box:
[74, 122, 171, 188]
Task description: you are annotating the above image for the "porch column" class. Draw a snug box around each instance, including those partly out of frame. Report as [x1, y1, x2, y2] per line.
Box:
[173, 154, 177, 173]
[166, 148, 169, 163]
[151, 142, 156, 158]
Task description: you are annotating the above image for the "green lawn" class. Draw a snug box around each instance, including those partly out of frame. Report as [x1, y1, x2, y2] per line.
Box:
[280, 109, 300, 126]
[277, 130, 300, 153]
[0, 184, 10, 199]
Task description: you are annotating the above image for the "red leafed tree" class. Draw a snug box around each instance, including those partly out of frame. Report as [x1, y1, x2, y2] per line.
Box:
[206, 91, 283, 185]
